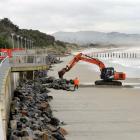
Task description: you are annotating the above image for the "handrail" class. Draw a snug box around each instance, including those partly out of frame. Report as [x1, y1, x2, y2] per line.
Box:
[0, 56, 9, 67]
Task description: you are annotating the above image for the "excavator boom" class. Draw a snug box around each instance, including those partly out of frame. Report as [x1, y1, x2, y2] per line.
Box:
[58, 53, 105, 79]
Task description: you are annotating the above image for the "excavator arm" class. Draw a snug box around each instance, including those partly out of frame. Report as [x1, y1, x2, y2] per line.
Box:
[58, 53, 105, 79]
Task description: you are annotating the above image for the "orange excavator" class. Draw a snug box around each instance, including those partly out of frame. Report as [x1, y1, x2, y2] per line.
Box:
[58, 53, 126, 86]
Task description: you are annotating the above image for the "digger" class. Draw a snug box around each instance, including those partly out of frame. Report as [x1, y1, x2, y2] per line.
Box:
[58, 53, 126, 86]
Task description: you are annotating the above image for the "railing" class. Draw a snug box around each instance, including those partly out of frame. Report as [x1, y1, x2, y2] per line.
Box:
[0, 56, 9, 67]
[10, 55, 49, 65]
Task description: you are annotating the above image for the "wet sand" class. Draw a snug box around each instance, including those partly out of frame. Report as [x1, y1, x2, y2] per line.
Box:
[49, 55, 140, 140]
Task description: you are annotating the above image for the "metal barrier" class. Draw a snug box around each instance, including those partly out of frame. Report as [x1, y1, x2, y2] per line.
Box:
[10, 55, 49, 65]
[0, 56, 9, 67]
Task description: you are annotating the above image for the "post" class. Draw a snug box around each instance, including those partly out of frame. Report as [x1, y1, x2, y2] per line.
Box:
[24, 38, 27, 52]
[17, 35, 20, 49]
[20, 36, 23, 49]
[11, 33, 15, 49]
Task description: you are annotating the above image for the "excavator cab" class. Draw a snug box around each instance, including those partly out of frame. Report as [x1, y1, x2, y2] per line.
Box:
[96, 67, 124, 86]
[100, 67, 115, 80]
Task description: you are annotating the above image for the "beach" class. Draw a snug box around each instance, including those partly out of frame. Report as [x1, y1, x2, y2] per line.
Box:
[49, 55, 140, 140]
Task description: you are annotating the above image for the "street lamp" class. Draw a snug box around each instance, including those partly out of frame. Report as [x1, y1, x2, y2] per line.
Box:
[11, 33, 15, 49]
[29, 40, 31, 50]
[30, 40, 32, 49]
[27, 39, 30, 50]
[32, 41, 34, 48]
[17, 35, 20, 49]
[20, 36, 23, 49]
[24, 38, 27, 51]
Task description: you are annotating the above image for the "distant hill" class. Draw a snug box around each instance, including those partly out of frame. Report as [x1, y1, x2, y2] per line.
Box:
[53, 31, 140, 45]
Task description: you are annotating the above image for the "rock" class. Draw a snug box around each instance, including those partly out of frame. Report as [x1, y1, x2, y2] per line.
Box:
[21, 137, 33, 140]
[17, 122, 22, 130]
[58, 127, 68, 136]
[39, 102, 49, 110]
[52, 132, 65, 140]
[50, 117, 60, 126]
[44, 77, 72, 91]
[20, 117, 28, 124]
[10, 120, 17, 130]
[43, 132, 55, 140]
[9, 70, 67, 140]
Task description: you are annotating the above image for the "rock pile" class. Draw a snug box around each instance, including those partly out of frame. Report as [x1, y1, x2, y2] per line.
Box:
[8, 79, 67, 140]
[40, 77, 74, 91]
[46, 54, 62, 65]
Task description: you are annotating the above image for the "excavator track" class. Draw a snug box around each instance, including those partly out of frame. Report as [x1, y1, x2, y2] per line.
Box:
[95, 80, 122, 86]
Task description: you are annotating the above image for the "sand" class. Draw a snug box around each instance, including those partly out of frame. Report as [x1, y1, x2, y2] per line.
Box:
[49, 55, 140, 140]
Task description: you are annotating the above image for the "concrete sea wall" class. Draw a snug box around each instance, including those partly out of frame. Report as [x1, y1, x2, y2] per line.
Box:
[0, 67, 19, 140]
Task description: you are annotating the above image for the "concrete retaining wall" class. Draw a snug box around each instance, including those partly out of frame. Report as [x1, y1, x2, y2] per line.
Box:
[0, 68, 19, 140]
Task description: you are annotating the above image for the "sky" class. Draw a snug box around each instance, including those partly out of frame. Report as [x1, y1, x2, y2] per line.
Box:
[0, 0, 140, 34]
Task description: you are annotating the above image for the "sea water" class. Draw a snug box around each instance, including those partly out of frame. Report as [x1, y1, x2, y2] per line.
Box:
[81, 47, 140, 78]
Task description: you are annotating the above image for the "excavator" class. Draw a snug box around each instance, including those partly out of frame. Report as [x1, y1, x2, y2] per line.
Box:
[58, 53, 126, 86]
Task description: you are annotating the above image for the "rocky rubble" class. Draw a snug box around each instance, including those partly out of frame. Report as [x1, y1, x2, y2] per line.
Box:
[46, 54, 62, 65]
[8, 78, 67, 140]
[40, 77, 74, 91]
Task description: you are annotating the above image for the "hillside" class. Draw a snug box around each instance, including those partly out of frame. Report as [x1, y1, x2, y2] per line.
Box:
[0, 18, 56, 48]
[53, 31, 140, 45]
[0, 18, 76, 55]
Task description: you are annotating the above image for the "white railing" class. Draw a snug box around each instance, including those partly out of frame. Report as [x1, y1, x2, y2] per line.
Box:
[10, 55, 50, 65]
[0, 56, 9, 67]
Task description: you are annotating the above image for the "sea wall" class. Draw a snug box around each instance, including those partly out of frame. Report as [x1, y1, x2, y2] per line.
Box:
[0, 68, 19, 140]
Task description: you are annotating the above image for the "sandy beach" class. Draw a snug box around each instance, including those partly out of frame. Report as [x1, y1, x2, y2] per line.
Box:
[49, 55, 140, 140]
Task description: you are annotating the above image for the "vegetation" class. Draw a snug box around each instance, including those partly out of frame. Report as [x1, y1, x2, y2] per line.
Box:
[0, 18, 80, 54]
[0, 18, 55, 47]
[19, 29, 55, 47]
[0, 36, 11, 48]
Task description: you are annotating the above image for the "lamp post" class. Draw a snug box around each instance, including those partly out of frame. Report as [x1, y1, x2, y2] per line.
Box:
[17, 35, 20, 49]
[29, 39, 31, 49]
[27, 39, 30, 50]
[29, 40, 31, 50]
[11, 33, 15, 49]
[32, 41, 34, 49]
[30, 40, 32, 50]
[30, 40, 32, 49]
[20, 36, 23, 49]
[24, 38, 27, 51]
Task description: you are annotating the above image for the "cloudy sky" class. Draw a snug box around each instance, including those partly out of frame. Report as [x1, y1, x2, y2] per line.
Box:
[0, 0, 140, 34]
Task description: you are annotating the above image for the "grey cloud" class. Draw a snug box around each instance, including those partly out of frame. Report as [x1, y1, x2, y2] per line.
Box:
[0, 0, 140, 33]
